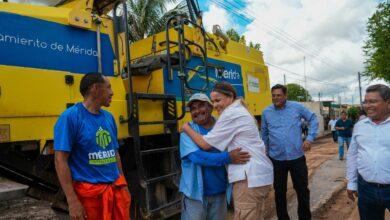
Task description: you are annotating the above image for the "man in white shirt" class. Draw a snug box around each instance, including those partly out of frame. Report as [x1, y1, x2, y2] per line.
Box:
[346, 84, 390, 220]
[328, 115, 338, 143]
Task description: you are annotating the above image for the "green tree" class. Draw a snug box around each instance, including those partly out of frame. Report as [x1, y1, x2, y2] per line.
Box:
[226, 28, 240, 42]
[249, 41, 261, 51]
[363, 2, 390, 82]
[347, 106, 360, 123]
[226, 28, 261, 50]
[286, 83, 312, 101]
[127, 0, 188, 42]
[239, 35, 246, 45]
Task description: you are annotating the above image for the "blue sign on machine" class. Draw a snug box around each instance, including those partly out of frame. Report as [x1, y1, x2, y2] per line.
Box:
[0, 12, 115, 76]
[164, 57, 244, 99]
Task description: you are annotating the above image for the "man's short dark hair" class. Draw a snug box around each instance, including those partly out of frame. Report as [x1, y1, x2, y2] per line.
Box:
[80, 73, 105, 97]
[271, 84, 287, 95]
[366, 84, 390, 101]
[341, 111, 347, 114]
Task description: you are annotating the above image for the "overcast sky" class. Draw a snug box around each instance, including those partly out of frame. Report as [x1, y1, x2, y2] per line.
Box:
[197, 0, 387, 104]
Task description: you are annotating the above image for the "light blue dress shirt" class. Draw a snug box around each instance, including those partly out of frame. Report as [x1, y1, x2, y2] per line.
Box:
[261, 101, 319, 161]
[346, 117, 390, 190]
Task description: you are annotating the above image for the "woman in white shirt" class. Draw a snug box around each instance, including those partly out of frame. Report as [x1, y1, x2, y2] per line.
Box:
[182, 82, 273, 220]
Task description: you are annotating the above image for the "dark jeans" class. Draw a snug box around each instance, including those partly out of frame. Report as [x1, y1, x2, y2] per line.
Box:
[358, 175, 390, 220]
[270, 156, 311, 220]
[331, 131, 338, 143]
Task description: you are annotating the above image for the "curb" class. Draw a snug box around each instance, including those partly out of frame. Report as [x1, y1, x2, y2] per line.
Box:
[312, 180, 347, 216]
[0, 178, 28, 201]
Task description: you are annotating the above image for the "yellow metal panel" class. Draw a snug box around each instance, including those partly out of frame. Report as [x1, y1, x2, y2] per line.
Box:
[0, 2, 71, 24]
[0, 116, 57, 143]
[0, 2, 272, 146]
[68, 9, 93, 29]
[0, 66, 70, 117]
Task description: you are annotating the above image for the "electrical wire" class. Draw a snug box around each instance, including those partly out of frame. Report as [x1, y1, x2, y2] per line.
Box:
[208, 0, 356, 74]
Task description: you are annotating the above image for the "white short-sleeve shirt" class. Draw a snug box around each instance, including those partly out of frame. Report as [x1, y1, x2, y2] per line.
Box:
[203, 100, 274, 187]
[328, 119, 337, 131]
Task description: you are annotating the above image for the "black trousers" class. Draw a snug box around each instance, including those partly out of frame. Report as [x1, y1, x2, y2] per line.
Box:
[331, 131, 338, 143]
[270, 156, 311, 220]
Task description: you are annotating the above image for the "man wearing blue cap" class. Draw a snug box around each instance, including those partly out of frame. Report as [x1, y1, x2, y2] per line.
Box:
[180, 93, 250, 220]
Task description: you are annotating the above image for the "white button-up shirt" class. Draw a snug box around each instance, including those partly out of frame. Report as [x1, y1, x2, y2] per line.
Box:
[346, 117, 390, 190]
[328, 119, 337, 131]
[203, 100, 274, 187]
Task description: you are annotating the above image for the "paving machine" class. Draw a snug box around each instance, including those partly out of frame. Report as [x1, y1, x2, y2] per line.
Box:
[0, 0, 272, 218]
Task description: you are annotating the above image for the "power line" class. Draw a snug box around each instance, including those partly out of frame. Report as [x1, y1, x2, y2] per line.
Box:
[266, 62, 353, 87]
[270, 70, 355, 102]
[205, 0, 358, 103]
[228, 0, 324, 56]
[208, 0, 355, 74]
[227, 0, 352, 73]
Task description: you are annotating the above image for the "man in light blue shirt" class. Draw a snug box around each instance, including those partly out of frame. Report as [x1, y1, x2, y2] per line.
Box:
[180, 93, 250, 220]
[261, 84, 318, 220]
[346, 84, 390, 220]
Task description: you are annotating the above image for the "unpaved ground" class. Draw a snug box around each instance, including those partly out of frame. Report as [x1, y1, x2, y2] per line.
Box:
[313, 186, 390, 220]
[2, 136, 375, 220]
[0, 197, 63, 220]
[264, 136, 339, 219]
[227, 135, 340, 219]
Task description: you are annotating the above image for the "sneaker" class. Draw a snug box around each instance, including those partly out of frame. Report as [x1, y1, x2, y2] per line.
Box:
[339, 157, 344, 161]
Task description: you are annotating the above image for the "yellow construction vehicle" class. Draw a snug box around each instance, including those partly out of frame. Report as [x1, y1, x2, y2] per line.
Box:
[0, 0, 271, 218]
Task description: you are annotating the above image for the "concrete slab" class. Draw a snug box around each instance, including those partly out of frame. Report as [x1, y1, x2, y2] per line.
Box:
[0, 176, 28, 201]
[310, 156, 346, 216]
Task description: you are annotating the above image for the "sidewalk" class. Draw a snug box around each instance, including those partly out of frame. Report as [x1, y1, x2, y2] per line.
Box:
[269, 155, 346, 220]
[0, 176, 28, 201]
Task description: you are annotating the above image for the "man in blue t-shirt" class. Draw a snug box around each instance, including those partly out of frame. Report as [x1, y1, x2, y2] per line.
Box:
[180, 93, 250, 220]
[54, 73, 130, 220]
[335, 111, 353, 160]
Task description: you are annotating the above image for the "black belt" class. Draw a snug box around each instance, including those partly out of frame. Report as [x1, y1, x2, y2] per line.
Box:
[366, 181, 390, 188]
[359, 174, 390, 188]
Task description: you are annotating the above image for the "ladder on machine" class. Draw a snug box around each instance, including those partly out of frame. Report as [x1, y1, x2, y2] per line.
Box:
[118, 1, 212, 217]
[128, 93, 182, 218]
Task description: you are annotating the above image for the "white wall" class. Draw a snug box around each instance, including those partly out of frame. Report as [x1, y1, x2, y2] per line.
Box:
[301, 102, 326, 137]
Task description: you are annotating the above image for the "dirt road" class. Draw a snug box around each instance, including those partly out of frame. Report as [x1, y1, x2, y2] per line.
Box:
[0, 197, 61, 219]
[228, 136, 340, 219]
[313, 185, 390, 220]
[1, 136, 388, 219]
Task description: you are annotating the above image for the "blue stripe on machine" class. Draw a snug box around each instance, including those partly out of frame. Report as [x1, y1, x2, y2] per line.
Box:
[164, 57, 244, 99]
[0, 12, 115, 76]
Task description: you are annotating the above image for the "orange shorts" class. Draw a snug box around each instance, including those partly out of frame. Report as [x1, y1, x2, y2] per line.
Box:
[73, 175, 131, 220]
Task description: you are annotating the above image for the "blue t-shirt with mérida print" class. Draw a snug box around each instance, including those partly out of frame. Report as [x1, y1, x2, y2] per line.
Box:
[54, 103, 119, 183]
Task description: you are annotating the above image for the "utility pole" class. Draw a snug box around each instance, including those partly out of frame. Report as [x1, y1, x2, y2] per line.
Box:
[343, 88, 346, 105]
[358, 72, 363, 107]
[318, 92, 321, 101]
[338, 92, 341, 118]
[303, 56, 307, 101]
[338, 92, 341, 105]
[284, 74, 286, 85]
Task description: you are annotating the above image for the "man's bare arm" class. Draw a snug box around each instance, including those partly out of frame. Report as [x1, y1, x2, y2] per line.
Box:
[116, 152, 124, 175]
[55, 151, 86, 220]
[115, 152, 131, 197]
